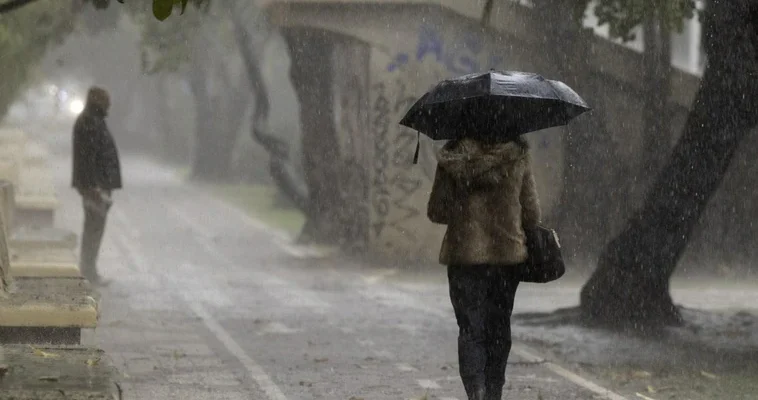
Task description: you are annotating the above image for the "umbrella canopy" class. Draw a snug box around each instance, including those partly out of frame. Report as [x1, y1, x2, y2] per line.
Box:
[399, 70, 591, 162]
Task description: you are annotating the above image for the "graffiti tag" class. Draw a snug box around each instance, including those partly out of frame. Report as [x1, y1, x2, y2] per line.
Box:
[387, 24, 504, 74]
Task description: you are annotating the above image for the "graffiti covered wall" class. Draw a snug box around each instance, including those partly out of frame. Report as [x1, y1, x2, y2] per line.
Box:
[366, 21, 566, 260]
[272, 5, 566, 261]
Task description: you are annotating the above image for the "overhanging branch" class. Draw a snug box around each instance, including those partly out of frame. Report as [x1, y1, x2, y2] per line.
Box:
[0, 0, 42, 14]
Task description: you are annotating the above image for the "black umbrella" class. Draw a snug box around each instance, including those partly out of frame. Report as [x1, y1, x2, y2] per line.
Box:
[399, 70, 591, 163]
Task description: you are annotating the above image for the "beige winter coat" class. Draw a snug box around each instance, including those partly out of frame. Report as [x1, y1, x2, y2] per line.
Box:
[427, 138, 541, 266]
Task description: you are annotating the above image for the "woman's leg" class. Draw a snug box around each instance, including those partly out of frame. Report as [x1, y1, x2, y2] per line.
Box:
[448, 265, 489, 399]
[483, 269, 520, 399]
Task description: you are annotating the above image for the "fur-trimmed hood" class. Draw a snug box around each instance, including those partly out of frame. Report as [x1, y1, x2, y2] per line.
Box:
[437, 138, 529, 186]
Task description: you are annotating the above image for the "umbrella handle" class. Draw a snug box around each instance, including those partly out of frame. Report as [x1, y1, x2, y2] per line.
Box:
[413, 131, 420, 165]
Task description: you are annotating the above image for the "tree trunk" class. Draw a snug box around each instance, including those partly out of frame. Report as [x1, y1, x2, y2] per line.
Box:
[187, 65, 230, 180]
[284, 29, 347, 245]
[229, 11, 311, 212]
[640, 20, 672, 183]
[186, 54, 247, 181]
[154, 75, 180, 162]
[580, 1, 758, 329]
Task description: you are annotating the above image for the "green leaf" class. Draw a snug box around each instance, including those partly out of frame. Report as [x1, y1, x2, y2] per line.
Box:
[153, 0, 173, 21]
[180, 0, 189, 15]
[587, 0, 698, 43]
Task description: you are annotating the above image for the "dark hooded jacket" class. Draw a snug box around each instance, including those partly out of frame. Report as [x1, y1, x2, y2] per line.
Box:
[427, 138, 541, 266]
[72, 98, 122, 191]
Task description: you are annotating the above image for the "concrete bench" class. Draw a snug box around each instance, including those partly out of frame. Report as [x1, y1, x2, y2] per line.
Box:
[9, 226, 77, 252]
[0, 159, 20, 198]
[0, 158, 119, 398]
[4, 189, 78, 278]
[0, 182, 96, 345]
[9, 247, 80, 278]
[0, 277, 97, 344]
[0, 344, 120, 399]
[0, 138, 59, 229]
[14, 164, 58, 229]
[0, 128, 27, 192]
[0, 128, 27, 164]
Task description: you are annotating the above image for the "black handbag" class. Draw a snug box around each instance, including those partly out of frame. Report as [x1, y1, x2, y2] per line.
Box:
[519, 225, 566, 283]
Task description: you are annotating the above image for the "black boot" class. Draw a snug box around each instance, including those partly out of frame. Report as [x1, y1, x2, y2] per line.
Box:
[465, 385, 486, 400]
[485, 384, 503, 400]
[462, 377, 486, 400]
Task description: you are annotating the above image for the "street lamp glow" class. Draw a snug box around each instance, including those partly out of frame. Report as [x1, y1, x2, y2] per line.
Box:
[69, 99, 85, 114]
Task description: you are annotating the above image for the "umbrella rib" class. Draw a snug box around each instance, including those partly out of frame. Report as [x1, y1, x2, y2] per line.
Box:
[423, 92, 560, 105]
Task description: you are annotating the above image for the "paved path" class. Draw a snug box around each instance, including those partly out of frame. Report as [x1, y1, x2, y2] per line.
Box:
[51, 151, 622, 399]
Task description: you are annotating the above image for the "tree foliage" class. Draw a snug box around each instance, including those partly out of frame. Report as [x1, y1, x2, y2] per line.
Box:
[0, 0, 209, 122]
[574, 0, 699, 41]
[82, 0, 207, 21]
[0, 0, 80, 119]
[119, 0, 212, 74]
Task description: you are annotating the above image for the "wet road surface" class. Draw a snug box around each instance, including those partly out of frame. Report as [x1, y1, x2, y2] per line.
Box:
[52, 152, 619, 400]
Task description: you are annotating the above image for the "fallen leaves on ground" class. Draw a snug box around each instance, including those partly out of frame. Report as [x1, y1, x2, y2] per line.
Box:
[610, 369, 653, 382]
[29, 345, 60, 359]
[700, 370, 719, 380]
[632, 370, 653, 379]
[86, 357, 101, 366]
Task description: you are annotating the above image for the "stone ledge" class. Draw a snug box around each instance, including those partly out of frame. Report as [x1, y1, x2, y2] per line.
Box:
[8, 229, 79, 278]
[13, 209, 55, 230]
[10, 247, 78, 265]
[14, 195, 58, 211]
[0, 345, 120, 400]
[10, 227, 78, 251]
[10, 259, 80, 278]
[0, 277, 97, 328]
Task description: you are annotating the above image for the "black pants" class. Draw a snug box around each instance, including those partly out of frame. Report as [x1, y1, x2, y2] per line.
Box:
[448, 265, 520, 400]
[80, 203, 108, 281]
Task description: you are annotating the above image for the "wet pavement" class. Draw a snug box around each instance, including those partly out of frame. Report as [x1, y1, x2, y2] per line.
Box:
[47, 152, 619, 399]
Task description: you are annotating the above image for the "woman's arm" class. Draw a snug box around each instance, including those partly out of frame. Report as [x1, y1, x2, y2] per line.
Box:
[427, 166, 452, 225]
[521, 156, 542, 229]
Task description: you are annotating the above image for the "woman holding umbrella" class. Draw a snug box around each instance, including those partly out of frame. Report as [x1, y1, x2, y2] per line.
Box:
[428, 134, 539, 399]
[402, 71, 589, 399]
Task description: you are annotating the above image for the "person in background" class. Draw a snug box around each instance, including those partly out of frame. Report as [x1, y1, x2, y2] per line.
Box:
[427, 136, 541, 400]
[72, 86, 122, 286]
